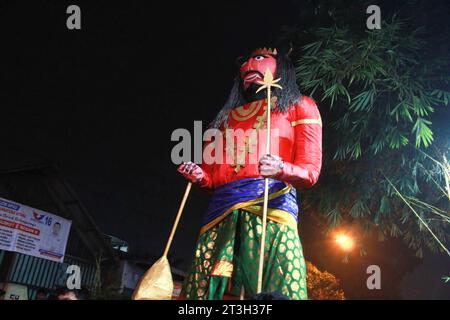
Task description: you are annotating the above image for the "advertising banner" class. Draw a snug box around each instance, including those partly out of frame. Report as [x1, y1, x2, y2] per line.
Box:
[0, 197, 71, 263]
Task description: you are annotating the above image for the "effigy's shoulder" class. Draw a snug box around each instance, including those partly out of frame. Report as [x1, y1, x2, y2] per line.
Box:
[290, 96, 320, 119]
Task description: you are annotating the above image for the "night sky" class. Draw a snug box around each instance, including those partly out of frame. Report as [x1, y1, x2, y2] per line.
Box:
[2, 1, 449, 299]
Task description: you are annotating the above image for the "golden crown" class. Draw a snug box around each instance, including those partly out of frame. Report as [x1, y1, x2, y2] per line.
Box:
[251, 47, 278, 56]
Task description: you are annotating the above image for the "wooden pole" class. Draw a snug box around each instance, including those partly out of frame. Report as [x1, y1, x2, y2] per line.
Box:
[163, 182, 192, 257]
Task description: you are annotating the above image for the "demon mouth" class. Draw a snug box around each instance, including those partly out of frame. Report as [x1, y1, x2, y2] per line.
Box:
[243, 71, 263, 83]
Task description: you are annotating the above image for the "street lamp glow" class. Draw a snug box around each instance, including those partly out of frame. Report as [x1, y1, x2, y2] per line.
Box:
[335, 234, 354, 251]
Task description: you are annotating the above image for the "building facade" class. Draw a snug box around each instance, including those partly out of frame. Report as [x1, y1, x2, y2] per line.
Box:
[0, 164, 116, 299]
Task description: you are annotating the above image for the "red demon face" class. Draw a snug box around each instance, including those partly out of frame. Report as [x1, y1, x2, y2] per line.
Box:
[239, 54, 277, 90]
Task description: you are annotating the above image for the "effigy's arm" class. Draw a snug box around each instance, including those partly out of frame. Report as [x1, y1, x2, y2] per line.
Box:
[177, 129, 217, 189]
[276, 96, 323, 189]
[176, 160, 214, 189]
[197, 140, 216, 189]
[198, 162, 214, 189]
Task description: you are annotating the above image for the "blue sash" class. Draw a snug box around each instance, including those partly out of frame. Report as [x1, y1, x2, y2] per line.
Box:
[202, 178, 298, 227]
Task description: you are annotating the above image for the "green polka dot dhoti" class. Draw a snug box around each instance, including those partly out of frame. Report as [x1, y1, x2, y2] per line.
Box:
[181, 209, 308, 300]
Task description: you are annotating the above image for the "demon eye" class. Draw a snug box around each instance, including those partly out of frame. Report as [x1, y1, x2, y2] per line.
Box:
[254, 55, 265, 61]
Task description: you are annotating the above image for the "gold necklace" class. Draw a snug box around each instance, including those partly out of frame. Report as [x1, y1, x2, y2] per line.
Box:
[226, 96, 277, 173]
[231, 100, 263, 122]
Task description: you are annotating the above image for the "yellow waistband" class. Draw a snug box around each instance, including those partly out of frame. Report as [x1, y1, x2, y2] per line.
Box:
[199, 185, 297, 235]
[243, 205, 298, 230]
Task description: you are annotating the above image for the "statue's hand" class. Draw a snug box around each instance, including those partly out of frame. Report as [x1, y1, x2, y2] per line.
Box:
[259, 154, 284, 178]
[177, 162, 205, 183]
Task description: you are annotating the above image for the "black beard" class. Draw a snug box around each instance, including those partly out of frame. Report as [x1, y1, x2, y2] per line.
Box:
[242, 82, 267, 103]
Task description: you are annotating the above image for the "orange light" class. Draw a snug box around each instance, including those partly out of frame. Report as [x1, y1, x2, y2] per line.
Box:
[335, 234, 354, 251]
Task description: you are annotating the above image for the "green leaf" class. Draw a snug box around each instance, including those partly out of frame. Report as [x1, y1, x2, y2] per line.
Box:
[412, 117, 434, 147]
[349, 89, 375, 112]
[350, 200, 368, 218]
[388, 130, 409, 149]
[327, 207, 342, 227]
[412, 96, 433, 117]
[379, 196, 391, 215]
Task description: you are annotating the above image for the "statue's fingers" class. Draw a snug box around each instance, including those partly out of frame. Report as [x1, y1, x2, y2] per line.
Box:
[262, 159, 277, 167]
[271, 155, 281, 161]
[259, 158, 272, 166]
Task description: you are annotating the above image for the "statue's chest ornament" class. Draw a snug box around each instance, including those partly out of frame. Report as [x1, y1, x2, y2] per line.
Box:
[225, 97, 277, 173]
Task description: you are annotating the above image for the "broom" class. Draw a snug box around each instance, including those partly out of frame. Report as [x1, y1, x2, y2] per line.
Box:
[132, 182, 192, 300]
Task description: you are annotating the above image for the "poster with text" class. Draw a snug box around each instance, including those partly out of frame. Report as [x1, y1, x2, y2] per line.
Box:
[0, 197, 72, 263]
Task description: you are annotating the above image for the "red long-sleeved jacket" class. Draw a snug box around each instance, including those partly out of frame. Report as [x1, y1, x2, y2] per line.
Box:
[199, 95, 322, 190]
